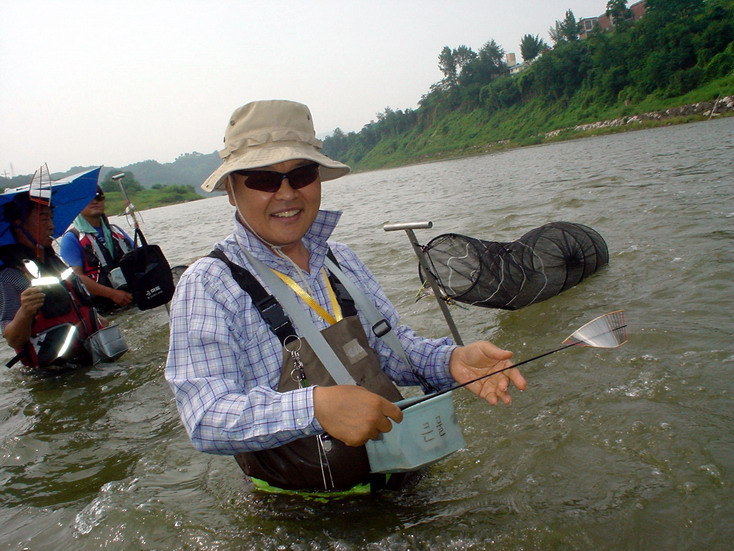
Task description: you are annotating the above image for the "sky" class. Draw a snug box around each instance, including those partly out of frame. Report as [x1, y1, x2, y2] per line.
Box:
[1, 0, 606, 177]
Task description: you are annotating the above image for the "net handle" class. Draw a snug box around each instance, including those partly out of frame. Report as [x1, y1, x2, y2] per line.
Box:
[383, 221, 464, 345]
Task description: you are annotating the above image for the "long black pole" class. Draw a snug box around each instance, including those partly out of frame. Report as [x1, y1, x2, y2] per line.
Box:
[400, 341, 578, 410]
[402, 321, 627, 410]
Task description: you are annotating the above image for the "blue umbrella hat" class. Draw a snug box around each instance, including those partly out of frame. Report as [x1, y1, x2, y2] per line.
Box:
[0, 166, 101, 248]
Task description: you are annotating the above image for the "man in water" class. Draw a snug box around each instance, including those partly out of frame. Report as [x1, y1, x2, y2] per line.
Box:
[165, 100, 526, 494]
[0, 193, 99, 371]
[59, 186, 135, 311]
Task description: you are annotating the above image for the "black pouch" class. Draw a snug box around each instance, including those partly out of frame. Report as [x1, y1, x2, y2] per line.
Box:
[118, 229, 175, 310]
[39, 285, 74, 318]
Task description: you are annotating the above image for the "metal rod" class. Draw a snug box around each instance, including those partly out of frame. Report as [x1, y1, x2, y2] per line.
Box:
[384, 221, 464, 345]
[383, 221, 433, 232]
[112, 173, 141, 230]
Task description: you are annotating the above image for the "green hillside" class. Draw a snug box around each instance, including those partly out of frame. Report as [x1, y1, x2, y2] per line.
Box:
[322, 0, 734, 171]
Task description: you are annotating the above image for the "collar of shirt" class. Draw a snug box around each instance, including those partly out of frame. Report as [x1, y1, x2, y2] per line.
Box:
[218, 209, 343, 279]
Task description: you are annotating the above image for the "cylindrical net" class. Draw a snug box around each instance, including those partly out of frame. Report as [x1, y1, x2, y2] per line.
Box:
[420, 222, 609, 310]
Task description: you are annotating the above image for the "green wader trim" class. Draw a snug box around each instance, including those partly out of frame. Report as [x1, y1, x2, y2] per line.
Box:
[249, 476, 388, 501]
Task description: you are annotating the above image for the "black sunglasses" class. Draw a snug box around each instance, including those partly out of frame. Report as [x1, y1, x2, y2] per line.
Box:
[94, 191, 105, 200]
[234, 163, 320, 193]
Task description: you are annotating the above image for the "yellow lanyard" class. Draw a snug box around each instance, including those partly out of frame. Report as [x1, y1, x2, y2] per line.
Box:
[271, 268, 343, 325]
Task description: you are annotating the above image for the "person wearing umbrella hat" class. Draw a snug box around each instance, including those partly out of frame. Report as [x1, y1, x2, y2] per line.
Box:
[0, 193, 100, 371]
[59, 186, 135, 312]
[165, 100, 526, 495]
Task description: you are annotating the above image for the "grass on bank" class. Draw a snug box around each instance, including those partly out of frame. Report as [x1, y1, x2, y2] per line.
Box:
[352, 73, 734, 171]
[104, 185, 202, 215]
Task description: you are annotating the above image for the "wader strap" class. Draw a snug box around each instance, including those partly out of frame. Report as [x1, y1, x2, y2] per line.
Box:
[88, 237, 110, 269]
[325, 250, 357, 318]
[208, 249, 295, 346]
[239, 248, 357, 386]
[107, 221, 133, 255]
[324, 255, 438, 393]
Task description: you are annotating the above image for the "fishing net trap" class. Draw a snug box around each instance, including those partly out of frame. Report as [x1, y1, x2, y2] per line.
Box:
[419, 221, 609, 310]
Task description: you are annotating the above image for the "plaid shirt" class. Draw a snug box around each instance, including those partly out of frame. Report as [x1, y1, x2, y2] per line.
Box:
[165, 210, 457, 455]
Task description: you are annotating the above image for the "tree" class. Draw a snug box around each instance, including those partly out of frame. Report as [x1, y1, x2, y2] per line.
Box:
[322, 127, 350, 161]
[480, 76, 521, 111]
[438, 46, 458, 88]
[561, 10, 580, 41]
[520, 34, 548, 61]
[645, 0, 704, 19]
[460, 40, 505, 85]
[478, 40, 505, 68]
[549, 21, 564, 46]
[451, 40, 508, 107]
[438, 45, 478, 89]
[606, 0, 632, 26]
[549, 10, 579, 45]
[453, 45, 478, 69]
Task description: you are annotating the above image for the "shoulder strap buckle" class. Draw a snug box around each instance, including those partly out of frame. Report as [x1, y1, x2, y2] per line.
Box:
[256, 295, 295, 343]
[208, 248, 296, 346]
[371, 319, 391, 338]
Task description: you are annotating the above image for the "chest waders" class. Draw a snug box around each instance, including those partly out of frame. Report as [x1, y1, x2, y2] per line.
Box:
[209, 248, 428, 493]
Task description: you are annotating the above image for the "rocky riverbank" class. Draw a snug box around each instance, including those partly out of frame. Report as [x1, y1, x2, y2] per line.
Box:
[545, 96, 734, 138]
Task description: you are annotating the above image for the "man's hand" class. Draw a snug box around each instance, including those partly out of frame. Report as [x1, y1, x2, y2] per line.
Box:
[18, 287, 45, 318]
[313, 385, 403, 446]
[449, 341, 526, 405]
[71, 267, 133, 306]
[4, 287, 45, 349]
[107, 288, 133, 306]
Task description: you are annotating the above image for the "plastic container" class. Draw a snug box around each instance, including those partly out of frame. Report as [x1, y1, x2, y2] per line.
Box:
[366, 391, 465, 473]
[84, 325, 128, 364]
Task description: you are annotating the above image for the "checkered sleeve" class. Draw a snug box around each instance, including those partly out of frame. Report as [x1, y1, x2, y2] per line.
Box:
[0, 268, 28, 330]
[164, 258, 323, 455]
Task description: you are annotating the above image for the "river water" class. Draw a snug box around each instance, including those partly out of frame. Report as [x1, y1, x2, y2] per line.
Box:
[1, 118, 732, 550]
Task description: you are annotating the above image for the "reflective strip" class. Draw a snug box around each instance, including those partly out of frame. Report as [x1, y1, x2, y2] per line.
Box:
[31, 276, 60, 286]
[23, 259, 41, 278]
[56, 325, 78, 358]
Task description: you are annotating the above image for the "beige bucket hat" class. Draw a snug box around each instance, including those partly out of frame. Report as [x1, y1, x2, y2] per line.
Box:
[201, 100, 351, 192]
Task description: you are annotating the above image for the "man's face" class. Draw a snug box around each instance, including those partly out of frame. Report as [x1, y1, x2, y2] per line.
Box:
[81, 193, 105, 219]
[226, 159, 322, 253]
[20, 205, 54, 247]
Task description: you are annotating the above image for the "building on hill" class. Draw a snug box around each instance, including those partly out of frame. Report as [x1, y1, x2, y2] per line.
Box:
[505, 52, 528, 75]
[579, 1, 647, 39]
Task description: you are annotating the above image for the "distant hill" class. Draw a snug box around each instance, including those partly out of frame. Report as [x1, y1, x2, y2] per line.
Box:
[0, 151, 222, 196]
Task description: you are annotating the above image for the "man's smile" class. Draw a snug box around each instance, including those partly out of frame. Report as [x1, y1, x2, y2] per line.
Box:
[272, 209, 301, 219]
